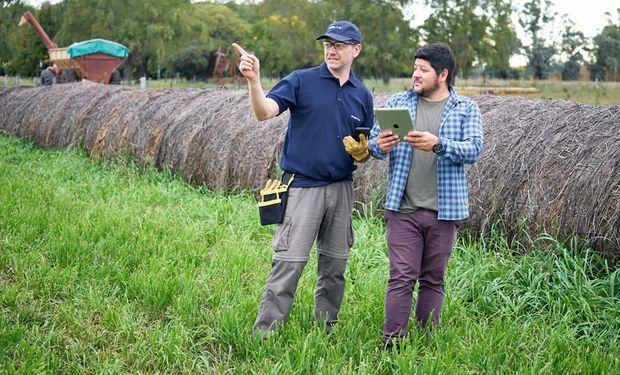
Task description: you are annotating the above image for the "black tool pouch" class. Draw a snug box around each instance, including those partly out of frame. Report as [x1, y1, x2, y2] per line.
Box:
[257, 173, 295, 226]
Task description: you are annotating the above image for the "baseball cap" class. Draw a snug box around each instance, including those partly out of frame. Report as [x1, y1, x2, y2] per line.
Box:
[315, 21, 362, 44]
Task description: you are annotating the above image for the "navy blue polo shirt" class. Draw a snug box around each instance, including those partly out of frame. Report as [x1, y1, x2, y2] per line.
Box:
[267, 63, 374, 187]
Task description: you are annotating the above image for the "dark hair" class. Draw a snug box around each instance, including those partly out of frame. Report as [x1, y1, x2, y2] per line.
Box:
[414, 43, 456, 87]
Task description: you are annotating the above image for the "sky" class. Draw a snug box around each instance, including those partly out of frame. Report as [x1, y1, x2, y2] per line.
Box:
[533, 0, 617, 38]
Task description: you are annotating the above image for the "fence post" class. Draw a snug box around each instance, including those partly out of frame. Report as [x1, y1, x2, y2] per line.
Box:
[140, 76, 146, 89]
[3, 75, 7, 87]
[15, 74, 20, 87]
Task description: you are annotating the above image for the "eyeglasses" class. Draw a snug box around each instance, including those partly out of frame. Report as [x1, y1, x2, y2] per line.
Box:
[322, 41, 356, 51]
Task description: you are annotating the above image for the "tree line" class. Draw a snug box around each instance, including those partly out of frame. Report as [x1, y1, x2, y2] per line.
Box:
[0, 0, 619, 83]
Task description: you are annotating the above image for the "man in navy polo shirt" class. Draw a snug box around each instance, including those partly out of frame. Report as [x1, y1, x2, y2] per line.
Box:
[233, 20, 373, 335]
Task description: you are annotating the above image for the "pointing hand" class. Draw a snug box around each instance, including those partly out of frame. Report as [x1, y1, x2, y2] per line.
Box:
[232, 43, 260, 81]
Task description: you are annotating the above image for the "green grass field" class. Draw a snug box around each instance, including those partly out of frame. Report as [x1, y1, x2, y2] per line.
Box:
[1, 135, 619, 374]
[3, 75, 619, 105]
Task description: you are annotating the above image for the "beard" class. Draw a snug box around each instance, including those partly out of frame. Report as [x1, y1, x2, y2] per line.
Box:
[414, 78, 441, 97]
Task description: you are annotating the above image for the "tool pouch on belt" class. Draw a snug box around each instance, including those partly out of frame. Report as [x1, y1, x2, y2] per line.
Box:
[257, 173, 295, 226]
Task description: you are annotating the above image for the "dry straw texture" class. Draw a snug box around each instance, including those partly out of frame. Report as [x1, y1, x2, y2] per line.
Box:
[1, 83, 618, 261]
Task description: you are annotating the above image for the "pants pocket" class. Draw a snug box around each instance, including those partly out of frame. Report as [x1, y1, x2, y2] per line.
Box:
[347, 221, 355, 248]
[272, 217, 292, 252]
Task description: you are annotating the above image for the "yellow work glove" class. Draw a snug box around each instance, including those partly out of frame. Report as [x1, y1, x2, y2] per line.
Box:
[343, 133, 369, 162]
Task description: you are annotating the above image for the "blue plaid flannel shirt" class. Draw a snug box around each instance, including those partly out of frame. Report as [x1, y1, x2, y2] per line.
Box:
[368, 87, 483, 220]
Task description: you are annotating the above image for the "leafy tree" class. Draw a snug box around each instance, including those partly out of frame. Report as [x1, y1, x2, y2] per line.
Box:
[169, 45, 210, 80]
[589, 9, 620, 81]
[219, 0, 260, 24]
[247, 0, 323, 77]
[561, 53, 583, 81]
[1, 0, 27, 73]
[242, 0, 419, 83]
[526, 43, 555, 79]
[483, 0, 520, 78]
[0, 1, 26, 65]
[4, 25, 47, 76]
[421, 0, 488, 80]
[250, 14, 318, 77]
[177, 2, 251, 78]
[57, 0, 192, 80]
[518, 0, 557, 79]
[559, 20, 585, 81]
[320, 0, 419, 83]
[3, 1, 63, 76]
[190, 3, 251, 49]
[420, 0, 518, 81]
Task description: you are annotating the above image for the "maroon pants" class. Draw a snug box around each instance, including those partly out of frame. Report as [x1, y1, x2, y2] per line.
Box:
[383, 209, 458, 338]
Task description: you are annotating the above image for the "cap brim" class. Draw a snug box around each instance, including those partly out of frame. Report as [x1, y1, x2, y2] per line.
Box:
[315, 33, 358, 43]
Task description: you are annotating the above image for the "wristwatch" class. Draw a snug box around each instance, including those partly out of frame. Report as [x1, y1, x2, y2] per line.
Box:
[432, 142, 445, 154]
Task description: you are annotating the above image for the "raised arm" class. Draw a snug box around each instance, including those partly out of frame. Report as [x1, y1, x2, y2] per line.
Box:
[232, 43, 279, 121]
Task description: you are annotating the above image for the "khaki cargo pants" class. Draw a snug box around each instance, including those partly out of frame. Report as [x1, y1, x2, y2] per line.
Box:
[253, 180, 354, 334]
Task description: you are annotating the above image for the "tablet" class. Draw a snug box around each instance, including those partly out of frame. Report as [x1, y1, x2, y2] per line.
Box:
[374, 108, 414, 139]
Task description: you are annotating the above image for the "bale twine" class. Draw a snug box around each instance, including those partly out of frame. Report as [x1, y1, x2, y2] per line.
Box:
[0, 84, 618, 261]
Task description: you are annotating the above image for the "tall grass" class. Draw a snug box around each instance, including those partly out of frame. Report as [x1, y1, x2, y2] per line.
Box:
[0, 135, 618, 374]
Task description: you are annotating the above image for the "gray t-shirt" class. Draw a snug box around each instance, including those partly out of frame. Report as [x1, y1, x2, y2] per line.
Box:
[400, 96, 448, 213]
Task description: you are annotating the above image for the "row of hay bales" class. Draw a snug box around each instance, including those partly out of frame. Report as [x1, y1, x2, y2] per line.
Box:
[0, 82, 618, 262]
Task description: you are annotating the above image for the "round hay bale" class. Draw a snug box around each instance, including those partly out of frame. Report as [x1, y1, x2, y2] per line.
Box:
[0, 83, 288, 192]
[0, 85, 618, 262]
[466, 95, 620, 260]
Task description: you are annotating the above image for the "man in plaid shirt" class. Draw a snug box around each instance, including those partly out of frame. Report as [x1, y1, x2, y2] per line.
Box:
[349, 43, 483, 348]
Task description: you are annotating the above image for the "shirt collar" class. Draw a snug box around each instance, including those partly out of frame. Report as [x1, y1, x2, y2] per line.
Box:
[406, 86, 461, 105]
[319, 62, 360, 88]
[447, 86, 461, 106]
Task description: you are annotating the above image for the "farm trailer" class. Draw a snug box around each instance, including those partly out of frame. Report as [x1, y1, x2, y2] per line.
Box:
[19, 11, 128, 85]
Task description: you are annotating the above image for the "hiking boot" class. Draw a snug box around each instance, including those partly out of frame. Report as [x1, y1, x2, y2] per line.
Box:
[383, 336, 403, 353]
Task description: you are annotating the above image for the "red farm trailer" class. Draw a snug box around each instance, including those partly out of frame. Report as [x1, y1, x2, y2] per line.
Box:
[19, 11, 128, 85]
